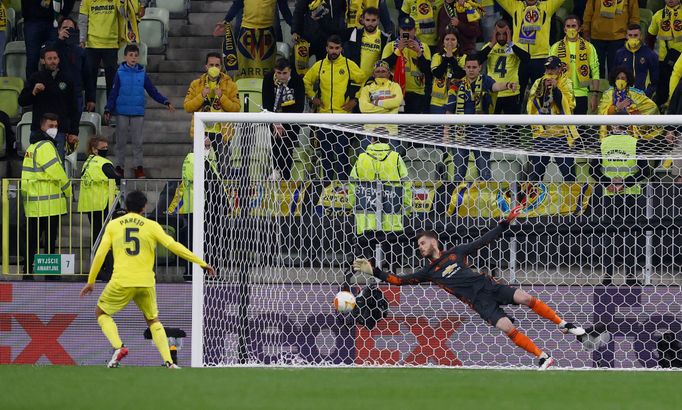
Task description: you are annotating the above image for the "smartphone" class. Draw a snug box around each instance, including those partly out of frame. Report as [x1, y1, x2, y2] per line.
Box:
[401, 32, 410, 40]
[65, 27, 80, 47]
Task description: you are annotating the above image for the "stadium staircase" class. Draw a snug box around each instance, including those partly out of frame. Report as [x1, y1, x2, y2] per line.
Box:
[105, 0, 224, 179]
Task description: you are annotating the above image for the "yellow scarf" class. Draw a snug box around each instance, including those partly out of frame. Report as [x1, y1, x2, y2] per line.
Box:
[118, 0, 140, 45]
[455, 76, 485, 114]
[519, 4, 541, 45]
[449, 1, 484, 22]
[556, 37, 591, 87]
[294, 39, 311, 75]
[600, 0, 624, 19]
[658, 5, 682, 42]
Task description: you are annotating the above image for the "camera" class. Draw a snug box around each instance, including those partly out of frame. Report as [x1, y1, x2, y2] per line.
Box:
[401, 32, 410, 40]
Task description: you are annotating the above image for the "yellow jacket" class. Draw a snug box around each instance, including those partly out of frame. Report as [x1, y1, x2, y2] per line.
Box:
[598, 87, 661, 140]
[303, 56, 365, 113]
[527, 75, 579, 143]
[582, 0, 639, 41]
[497, 0, 563, 59]
[21, 139, 72, 217]
[184, 72, 241, 138]
[359, 77, 403, 134]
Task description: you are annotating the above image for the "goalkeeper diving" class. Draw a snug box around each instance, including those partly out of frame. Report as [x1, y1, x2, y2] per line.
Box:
[80, 191, 215, 368]
[352, 205, 585, 370]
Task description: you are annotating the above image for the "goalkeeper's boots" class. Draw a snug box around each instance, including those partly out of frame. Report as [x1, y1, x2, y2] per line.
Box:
[107, 346, 129, 368]
[165, 361, 181, 369]
[560, 322, 586, 338]
[538, 355, 556, 370]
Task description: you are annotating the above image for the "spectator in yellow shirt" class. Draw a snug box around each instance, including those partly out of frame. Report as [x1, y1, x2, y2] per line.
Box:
[359, 60, 404, 146]
[79, 0, 121, 97]
[497, 0, 565, 99]
[582, 0, 639, 78]
[550, 15, 600, 114]
[381, 16, 433, 113]
[647, 0, 682, 106]
[400, 0, 444, 48]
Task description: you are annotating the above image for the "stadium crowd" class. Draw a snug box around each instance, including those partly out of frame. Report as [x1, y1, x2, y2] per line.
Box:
[2, 1, 682, 282]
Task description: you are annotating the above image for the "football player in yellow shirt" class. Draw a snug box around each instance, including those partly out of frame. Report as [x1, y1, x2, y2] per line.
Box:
[80, 191, 215, 368]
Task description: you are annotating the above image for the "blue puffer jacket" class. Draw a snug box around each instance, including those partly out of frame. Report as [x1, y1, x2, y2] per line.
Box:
[105, 63, 169, 116]
[115, 63, 146, 116]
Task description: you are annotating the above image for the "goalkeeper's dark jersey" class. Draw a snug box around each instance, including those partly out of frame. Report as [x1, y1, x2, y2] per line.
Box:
[372, 221, 509, 305]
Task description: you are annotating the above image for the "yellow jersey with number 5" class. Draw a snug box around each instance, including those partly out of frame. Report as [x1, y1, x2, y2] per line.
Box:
[87, 213, 206, 287]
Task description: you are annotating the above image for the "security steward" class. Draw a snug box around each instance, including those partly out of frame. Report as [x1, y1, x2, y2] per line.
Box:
[21, 113, 72, 280]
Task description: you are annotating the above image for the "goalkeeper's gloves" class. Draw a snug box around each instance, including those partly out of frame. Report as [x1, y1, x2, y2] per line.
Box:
[505, 204, 524, 223]
[352, 258, 374, 275]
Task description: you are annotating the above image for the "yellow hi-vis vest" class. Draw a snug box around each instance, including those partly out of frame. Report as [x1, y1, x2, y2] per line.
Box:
[349, 143, 412, 234]
[171, 152, 220, 214]
[21, 140, 72, 217]
[77, 155, 117, 212]
[600, 134, 640, 196]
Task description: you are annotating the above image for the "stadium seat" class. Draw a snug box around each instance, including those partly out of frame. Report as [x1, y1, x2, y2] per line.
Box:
[276, 42, 291, 60]
[0, 76, 23, 120]
[78, 112, 102, 161]
[236, 77, 264, 112]
[139, 7, 169, 51]
[5, 7, 15, 40]
[640, 8, 653, 37]
[16, 110, 31, 155]
[15, 17, 23, 40]
[152, 0, 190, 18]
[404, 147, 445, 181]
[3, 40, 26, 80]
[9, 0, 20, 13]
[646, 0, 665, 11]
[95, 76, 107, 114]
[117, 42, 148, 67]
[0, 121, 6, 158]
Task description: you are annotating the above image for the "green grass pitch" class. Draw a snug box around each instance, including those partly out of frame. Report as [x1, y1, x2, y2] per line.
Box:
[1, 366, 681, 409]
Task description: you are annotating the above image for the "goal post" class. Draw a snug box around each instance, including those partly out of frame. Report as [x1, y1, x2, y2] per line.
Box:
[190, 112, 682, 369]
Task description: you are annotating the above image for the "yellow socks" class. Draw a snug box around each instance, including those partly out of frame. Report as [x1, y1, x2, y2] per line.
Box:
[97, 314, 123, 349]
[150, 321, 173, 363]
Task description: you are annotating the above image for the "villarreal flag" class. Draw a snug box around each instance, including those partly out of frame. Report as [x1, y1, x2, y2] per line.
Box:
[118, 0, 140, 44]
[448, 181, 593, 218]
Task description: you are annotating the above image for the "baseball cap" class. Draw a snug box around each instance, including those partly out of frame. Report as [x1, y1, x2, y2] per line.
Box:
[544, 56, 562, 69]
[399, 16, 416, 30]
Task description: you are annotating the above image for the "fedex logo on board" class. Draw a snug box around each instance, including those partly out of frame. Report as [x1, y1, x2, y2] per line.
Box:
[0, 283, 77, 365]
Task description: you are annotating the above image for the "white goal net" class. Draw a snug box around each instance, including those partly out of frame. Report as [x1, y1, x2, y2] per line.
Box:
[189, 113, 682, 369]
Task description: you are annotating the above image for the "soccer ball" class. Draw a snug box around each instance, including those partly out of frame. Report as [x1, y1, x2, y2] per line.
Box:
[333, 291, 356, 313]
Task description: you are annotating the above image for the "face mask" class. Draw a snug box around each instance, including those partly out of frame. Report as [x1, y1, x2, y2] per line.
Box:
[615, 79, 628, 90]
[207, 66, 221, 79]
[566, 28, 578, 38]
[204, 149, 211, 158]
[46, 128, 58, 139]
[627, 38, 640, 49]
[98, 149, 109, 158]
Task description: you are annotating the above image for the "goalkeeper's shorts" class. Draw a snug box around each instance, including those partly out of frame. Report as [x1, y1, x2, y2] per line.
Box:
[471, 279, 517, 326]
[98, 281, 159, 320]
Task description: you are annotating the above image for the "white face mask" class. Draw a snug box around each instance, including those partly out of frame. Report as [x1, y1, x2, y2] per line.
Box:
[46, 128, 58, 139]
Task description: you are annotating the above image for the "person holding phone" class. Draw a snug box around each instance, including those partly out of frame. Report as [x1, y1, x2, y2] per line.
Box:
[51, 17, 95, 120]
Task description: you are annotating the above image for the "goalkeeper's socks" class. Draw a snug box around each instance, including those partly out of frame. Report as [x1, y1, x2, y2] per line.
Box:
[97, 314, 123, 349]
[507, 328, 542, 357]
[150, 321, 173, 364]
[528, 297, 562, 325]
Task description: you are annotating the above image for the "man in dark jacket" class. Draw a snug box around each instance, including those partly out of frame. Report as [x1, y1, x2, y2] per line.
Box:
[292, 0, 347, 61]
[614, 24, 658, 98]
[262, 58, 305, 180]
[18, 46, 79, 160]
[22, 0, 75, 79]
[51, 17, 95, 119]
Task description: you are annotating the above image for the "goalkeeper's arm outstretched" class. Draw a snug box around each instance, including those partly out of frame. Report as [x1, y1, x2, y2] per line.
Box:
[352, 205, 586, 370]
